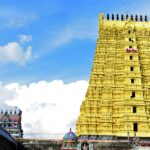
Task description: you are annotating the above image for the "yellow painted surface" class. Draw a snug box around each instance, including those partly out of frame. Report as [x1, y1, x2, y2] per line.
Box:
[76, 13, 150, 137]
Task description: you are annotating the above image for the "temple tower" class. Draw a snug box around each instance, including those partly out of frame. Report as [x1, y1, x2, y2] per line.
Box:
[0, 108, 23, 138]
[76, 13, 150, 138]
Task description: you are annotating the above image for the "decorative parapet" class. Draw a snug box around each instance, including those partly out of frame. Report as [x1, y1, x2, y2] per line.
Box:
[105, 14, 148, 22]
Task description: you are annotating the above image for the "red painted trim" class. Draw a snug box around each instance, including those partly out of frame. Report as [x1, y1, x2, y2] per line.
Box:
[126, 48, 138, 53]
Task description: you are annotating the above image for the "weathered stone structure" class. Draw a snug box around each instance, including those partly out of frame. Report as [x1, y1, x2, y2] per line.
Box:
[17, 138, 62, 150]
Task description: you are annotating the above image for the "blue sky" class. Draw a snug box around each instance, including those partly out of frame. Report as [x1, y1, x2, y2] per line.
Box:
[0, 0, 149, 84]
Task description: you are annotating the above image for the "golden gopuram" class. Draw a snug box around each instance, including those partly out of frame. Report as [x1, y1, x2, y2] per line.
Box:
[76, 13, 150, 139]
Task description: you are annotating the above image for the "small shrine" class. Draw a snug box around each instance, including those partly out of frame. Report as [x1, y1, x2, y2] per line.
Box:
[61, 128, 77, 150]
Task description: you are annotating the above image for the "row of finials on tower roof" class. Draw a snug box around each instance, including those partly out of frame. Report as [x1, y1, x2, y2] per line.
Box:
[106, 14, 148, 22]
[0, 109, 22, 115]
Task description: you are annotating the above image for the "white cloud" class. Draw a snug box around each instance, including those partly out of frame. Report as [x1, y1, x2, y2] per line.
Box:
[19, 35, 32, 44]
[4, 80, 88, 138]
[0, 42, 32, 65]
[50, 17, 98, 49]
[0, 82, 15, 107]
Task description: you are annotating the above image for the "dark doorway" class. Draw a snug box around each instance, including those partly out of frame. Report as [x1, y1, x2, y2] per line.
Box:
[130, 56, 133, 60]
[134, 123, 138, 132]
[130, 67, 134, 71]
[131, 79, 134, 83]
[133, 106, 137, 113]
[131, 92, 135, 98]
[81, 142, 89, 150]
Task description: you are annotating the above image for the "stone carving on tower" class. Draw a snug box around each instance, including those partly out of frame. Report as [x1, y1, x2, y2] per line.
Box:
[76, 13, 150, 138]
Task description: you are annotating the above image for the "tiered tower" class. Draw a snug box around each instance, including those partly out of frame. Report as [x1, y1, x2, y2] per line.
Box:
[0, 108, 23, 138]
[76, 13, 150, 138]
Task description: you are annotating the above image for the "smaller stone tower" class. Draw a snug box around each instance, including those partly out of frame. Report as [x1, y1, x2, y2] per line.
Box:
[0, 107, 23, 138]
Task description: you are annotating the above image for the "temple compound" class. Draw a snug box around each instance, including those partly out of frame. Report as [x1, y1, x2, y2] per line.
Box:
[0, 108, 23, 138]
[77, 13, 150, 139]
